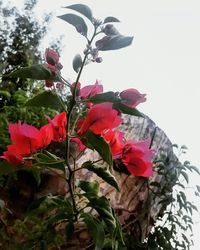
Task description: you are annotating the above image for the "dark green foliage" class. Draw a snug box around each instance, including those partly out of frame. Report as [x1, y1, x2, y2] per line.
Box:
[0, 0, 52, 108]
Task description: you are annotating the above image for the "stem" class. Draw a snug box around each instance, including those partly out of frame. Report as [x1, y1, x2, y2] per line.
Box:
[64, 27, 98, 215]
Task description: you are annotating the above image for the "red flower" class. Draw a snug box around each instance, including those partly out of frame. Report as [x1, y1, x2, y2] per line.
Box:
[40, 124, 54, 147]
[8, 122, 44, 155]
[103, 130, 125, 159]
[79, 80, 103, 99]
[122, 140, 154, 177]
[1, 145, 25, 166]
[46, 112, 67, 142]
[120, 88, 146, 108]
[77, 102, 123, 135]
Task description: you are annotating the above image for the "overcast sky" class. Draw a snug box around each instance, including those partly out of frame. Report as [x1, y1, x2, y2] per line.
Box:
[9, 0, 200, 248]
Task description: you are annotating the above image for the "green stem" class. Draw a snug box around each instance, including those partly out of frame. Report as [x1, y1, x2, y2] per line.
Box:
[65, 27, 98, 215]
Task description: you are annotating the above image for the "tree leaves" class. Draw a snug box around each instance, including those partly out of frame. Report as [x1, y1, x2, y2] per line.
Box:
[6, 64, 53, 80]
[58, 13, 88, 37]
[82, 161, 119, 191]
[25, 91, 65, 112]
[65, 4, 93, 22]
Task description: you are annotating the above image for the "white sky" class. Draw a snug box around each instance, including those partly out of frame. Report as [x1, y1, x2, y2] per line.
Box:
[8, 0, 200, 249]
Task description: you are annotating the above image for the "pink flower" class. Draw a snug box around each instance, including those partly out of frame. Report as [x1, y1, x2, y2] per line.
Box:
[44, 48, 63, 88]
[122, 140, 155, 177]
[77, 102, 123, 135]
[46, 112, 67, 142]
[45, 48, 59, 66]
[103, 130, 125, 159]
[79, 80, 103, 99]
[120, 88, 146, 108]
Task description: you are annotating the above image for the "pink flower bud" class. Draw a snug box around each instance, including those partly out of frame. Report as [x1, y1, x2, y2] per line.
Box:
[45, 48, 59, 66]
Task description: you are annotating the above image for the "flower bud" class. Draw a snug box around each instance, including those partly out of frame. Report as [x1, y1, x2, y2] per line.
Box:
[45, 48, 59, 66]
[95, 57, 103, 63]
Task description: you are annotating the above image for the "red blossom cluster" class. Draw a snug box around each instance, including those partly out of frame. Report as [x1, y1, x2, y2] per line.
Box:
[1, 112, 66, 166]
[1, 77, 154, 177]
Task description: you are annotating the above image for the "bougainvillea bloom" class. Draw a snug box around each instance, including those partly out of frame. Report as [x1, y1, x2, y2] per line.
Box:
[8, 122, 45, 155]
[120, 88, 146, 108]
[45, 48, 59, 66]
[103, 130, 125, 159]
[77, 102, 123, 135]
[44, 48, 63, 88]
[1, 145, 25, 166]
[79, 80, 103, 99]
[122, 140, 154, 177]
[46, 112, 67, 142]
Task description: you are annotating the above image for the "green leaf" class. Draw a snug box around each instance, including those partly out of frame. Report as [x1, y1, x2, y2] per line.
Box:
[97, 35, 133, 51]
[89, 92, 143, 117]
[81, 213, 105, 249]
[88, 91, 118, 104]
[180, 171, 189, 184]
[189, 165, 200, 175]
[180, 191, 187, 204]
[86, 196, 116, 232]
[34, 152, 65, 172]
[103, 25, 120, 36]
[6, 64, 53, 80]
[104, 16, 120, 23]
[84, 131, 113, 167]
[65, 4, 93, 22]
[25, 91, 65, 112]
[113, 101, 143, 117]
[72, 54, 82, 73]
[58, 13, 88, 36]
[78, 180, 99, 195]
[82, 161, 119, 191]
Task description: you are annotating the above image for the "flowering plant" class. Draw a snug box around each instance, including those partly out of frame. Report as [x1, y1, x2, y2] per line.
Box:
[0, 4, 156, 249]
